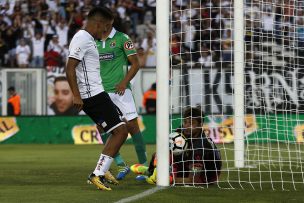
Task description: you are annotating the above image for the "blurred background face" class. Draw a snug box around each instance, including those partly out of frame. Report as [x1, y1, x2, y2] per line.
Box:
[8, 90, 14, 96]
[182, 118, 201, 138]
[20, 39, 25, 46]
[35, 32, 42, 39]
[52, 36, 59, 43]
[54, 80, 73, 113]
[147, 31, 153, 39]
[59, 19, 66, 28]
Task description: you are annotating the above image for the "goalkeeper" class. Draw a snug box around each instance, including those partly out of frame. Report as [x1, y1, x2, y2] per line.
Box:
[131, 107, 222, 185]
[96, 7, 147, 180]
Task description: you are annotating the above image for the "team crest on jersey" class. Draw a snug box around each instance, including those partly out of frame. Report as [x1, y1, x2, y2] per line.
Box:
[124, 40, 135, 50]
[110, 41, 116, 48]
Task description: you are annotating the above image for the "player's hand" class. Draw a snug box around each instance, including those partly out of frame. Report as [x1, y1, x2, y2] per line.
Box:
[73, 96, 83, 112]
[115, 82, 127, 96]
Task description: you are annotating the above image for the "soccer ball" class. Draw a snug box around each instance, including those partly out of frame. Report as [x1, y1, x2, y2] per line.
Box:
[169, 132, 188, 155]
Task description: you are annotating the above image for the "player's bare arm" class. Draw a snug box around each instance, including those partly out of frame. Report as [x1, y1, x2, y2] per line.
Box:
[66, 58, 83, 111]
[115, 54, 140, 95]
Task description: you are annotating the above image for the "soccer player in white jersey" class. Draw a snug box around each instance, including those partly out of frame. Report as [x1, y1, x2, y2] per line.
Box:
[66, 7, 128, 191]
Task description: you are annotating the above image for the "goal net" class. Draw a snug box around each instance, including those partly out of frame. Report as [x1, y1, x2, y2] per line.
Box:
[168, 0, 304, 190]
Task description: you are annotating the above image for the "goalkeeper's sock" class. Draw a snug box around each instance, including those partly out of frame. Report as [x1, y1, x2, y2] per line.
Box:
[114, 154, 126, 166]
[132, 132, 147, 165]
[101, 133, 126, 166]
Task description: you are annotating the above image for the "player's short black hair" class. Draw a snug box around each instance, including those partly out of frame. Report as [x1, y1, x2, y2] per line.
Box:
[87, 7, 114, 21]
[54, 76, 67, 84]
[183, 107, 204, 124]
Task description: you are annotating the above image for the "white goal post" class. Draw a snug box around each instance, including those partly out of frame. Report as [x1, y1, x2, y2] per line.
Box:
[157, 0, 304, 190]
[233, 0, 245, 168]
[156, 0, 170, 186]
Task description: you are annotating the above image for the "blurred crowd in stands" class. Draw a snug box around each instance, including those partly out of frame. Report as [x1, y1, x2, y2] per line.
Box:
[171, 0, 304, 68]
[0, 0, 157, 68]
[0, 0, 303, 69]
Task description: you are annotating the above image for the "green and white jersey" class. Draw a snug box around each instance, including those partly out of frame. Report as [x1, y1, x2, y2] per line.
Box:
[96, 28, 137, 93]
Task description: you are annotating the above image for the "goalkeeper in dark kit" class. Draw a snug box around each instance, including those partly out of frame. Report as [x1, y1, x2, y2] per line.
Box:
[131, 107, 222, 185]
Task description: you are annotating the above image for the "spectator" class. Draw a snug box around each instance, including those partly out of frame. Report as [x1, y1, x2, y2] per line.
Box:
[137, 47, 148, 67]
[145, 0, 156, 24]
[61, 44, 69, 65]
[125, 0, 144, 34]
[262, 12, 274, 37]
[31, 32, 45, 68]
[171, 35, 181, 54]
[134, 0, 145, 25]
[7, 86, 21, 116]
[56, 18, 69, 47]
[198, 46, 213, 67]
[46, 0, 58, 13]
[142, 83, 157, 114]
[48, 34, 63, 54]
[222, 29, 233, 62]
[171, 35, 182, 65]
[297, 18, 304, 64]
[15, 38, 31, 68]
[38, 12, 56, 51]
[45, 48, 62, 67]
[183, 19, 196, 51]
[3, 25, 20, 67]
[116, 0, 127, 21]
[297, 18, 304, 47]
[175, 0, 188, 10]
[141, 31, 156, 67]
[21, 14, 34, 45]
[0, 36, 7, 66]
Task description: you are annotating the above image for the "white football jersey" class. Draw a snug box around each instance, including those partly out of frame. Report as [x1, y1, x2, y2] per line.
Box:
[68, 30, 104, 99]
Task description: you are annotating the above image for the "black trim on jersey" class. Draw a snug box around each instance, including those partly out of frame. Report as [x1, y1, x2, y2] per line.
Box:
[68, 56, 81, 61]
[81, 59, 91, 97]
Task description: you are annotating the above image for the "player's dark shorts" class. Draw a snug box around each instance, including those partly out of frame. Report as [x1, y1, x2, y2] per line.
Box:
[82, 91, 125, 133]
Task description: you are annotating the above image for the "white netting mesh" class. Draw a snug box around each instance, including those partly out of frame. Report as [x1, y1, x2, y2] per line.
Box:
[169, 0, 304, 190]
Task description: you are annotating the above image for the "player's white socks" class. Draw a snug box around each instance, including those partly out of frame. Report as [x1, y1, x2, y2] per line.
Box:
[93, 154, 113, 176]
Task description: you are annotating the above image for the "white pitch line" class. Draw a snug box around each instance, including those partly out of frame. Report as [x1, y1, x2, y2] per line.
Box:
[115, 186, 167, 203]
[115, 161, 273, 202]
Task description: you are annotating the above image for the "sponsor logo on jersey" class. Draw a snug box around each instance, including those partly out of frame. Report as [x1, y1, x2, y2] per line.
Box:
[110, 41, 116, 48]
[124, 40, 135, 50]
[99, 53, 115, 61]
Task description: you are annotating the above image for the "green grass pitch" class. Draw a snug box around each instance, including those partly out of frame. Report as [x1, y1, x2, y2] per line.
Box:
[0, 144, 303, 203]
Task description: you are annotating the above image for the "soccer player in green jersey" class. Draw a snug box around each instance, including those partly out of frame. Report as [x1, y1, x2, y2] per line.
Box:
[96, 7, 147, 180]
